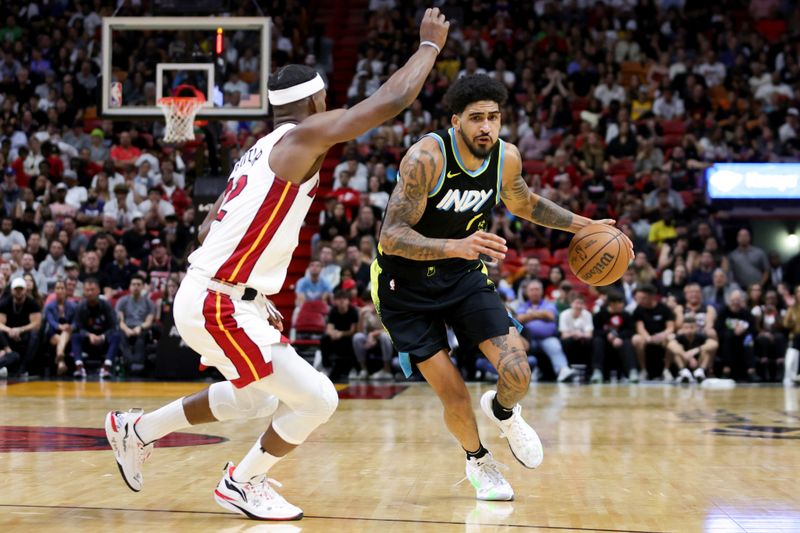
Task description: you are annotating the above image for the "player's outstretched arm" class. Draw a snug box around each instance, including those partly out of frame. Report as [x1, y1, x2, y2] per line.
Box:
[500, 143, 633, 255]
[380, 139, 507, 263]
[287, 8, 449, 153]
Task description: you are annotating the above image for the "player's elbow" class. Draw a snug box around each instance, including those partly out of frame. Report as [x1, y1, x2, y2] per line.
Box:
[370, 95, 411, 125]
[506, 200, 530, 220]
[378, 231, 396, 255]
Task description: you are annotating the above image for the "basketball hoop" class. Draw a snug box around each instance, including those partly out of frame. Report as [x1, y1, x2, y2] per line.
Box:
[158, 85, 206, 143]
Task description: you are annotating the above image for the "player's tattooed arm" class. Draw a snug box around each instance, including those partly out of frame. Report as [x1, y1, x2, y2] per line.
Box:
[500, 143, 591, 233]
[380, 141, 454, 261]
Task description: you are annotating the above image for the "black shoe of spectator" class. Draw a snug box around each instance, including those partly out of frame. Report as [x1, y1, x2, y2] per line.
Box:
[747, 371, 762, 383]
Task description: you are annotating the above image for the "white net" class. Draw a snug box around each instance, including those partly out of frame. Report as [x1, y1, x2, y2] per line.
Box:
[158, 97, 205, 142]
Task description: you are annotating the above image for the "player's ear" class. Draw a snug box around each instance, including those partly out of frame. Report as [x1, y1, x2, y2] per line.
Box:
[450, 113, 460, 131]
[307, 96, 319, 115]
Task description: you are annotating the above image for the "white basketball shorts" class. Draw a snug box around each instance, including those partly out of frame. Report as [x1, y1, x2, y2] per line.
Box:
[174, 269, 284, 388]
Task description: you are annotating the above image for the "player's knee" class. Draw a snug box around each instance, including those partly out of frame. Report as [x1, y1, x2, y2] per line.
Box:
[496, 349, 531, 392]
[306, 372, 339, 424]
[209, 381, 247, 421]
[252, 392, 280, 419]
[321, 374, 339, 419]
[209, 381, 278, 421]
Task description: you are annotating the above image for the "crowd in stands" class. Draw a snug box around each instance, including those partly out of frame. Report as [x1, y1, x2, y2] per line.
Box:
[2, 0, 800, 385]
[0, 0, 314, 379]
[299, 0, 800, 384]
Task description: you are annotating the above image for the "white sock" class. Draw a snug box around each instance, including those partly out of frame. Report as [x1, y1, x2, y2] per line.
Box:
[135, 398, 190, 444]
[232, 435, 282, 482]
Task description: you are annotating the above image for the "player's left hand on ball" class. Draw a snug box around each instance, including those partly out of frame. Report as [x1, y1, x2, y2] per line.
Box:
[592, 218, 634, 260]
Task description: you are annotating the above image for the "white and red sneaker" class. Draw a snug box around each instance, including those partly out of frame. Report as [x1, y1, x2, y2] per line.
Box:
[105, 409, 154, 492]
[214, 462, 303, 521]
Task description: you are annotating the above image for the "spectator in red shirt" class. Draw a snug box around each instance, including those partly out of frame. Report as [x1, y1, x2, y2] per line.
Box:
[43, 141, 64, 180]
[110, 131, 142, 168]
[332, 170, 361, 216]
[76, 147, 102, 182]
[542, 149, 580, 188]
[11, 145, 29, 187]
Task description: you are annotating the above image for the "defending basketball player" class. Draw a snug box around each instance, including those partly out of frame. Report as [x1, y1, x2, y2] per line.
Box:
[373, 75, 634, 500]
[104, 9, 450, 521]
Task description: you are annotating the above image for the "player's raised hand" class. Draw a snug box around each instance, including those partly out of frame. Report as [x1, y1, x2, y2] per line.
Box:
[456, 230, 507, 263]
[419, 7, 450, 52]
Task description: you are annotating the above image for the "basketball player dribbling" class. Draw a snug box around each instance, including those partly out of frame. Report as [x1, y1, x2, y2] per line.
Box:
[373, 74, 634, 500]
[104, 9, 450, 521]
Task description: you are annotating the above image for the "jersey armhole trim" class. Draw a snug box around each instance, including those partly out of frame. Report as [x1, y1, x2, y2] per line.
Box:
[496, 140, 505, 204]
[426, 133, 447, 198]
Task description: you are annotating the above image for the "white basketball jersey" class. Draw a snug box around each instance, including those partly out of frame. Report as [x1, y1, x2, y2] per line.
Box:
[188, 123, 319, 295]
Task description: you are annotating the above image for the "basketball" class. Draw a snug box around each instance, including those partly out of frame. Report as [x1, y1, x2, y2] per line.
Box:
[568, 224, 630, 286]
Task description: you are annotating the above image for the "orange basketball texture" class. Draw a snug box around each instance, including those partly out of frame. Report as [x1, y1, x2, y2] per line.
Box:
[568, 224, 630, 286]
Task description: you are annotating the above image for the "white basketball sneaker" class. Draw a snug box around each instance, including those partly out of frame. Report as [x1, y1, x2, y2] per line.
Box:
[105, 409, 154, 492]
[214, 462, 303, 521]
[480, 390, 544, 469]
[463, 453, 514, 501]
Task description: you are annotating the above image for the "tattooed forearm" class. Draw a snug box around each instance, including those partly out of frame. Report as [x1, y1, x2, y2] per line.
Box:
[530, 195, 574, 230]
[380, 148, 453, 261]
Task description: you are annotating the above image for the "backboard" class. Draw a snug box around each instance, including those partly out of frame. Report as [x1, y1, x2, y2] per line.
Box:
[101, 17, 270, 119]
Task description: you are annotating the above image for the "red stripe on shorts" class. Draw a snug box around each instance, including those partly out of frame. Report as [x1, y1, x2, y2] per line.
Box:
[202, 291, 274, 388]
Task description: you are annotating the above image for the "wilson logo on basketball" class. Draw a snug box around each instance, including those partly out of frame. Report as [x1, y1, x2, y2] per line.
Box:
[583, 252, 615, 280]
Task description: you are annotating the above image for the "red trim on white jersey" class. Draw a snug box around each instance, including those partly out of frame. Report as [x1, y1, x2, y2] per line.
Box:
[214, 177, 299, 284]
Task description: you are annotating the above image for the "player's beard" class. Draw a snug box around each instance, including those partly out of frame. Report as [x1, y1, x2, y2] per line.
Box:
[458, 127, 496, 159]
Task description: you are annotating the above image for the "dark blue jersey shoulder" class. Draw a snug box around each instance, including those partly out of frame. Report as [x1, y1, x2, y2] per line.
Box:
[379, 128, 506, 271]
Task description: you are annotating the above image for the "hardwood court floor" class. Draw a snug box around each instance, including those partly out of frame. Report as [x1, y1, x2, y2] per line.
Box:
[1, 379, 799, 533]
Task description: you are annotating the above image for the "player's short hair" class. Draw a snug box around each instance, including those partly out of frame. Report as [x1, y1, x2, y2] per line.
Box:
[444, 74, 508, 114]
[267, 64, 318, 92]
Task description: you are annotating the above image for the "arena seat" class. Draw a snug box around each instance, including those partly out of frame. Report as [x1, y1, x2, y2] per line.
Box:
[609, 160, 635, 176]
[611, 173, 629, 191]
[552, 248, 570, 267]
[523, 160, 547, 176]
[522, 247, 551, 265]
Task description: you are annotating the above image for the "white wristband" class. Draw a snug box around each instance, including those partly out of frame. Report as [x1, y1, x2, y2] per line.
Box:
[420, 40, 441, 55]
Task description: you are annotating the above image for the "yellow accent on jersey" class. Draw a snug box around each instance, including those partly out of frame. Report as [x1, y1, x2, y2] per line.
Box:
[466, 213, 483, 231]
